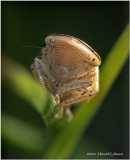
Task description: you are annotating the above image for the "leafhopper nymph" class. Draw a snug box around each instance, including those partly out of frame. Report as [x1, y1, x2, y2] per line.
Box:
[30, 34, 101, 120]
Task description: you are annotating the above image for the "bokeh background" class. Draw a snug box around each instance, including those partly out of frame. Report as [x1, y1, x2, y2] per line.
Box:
[1, 1, 129, 159]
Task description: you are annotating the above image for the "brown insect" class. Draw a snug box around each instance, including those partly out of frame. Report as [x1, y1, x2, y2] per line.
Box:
[30, 34, 101, 120]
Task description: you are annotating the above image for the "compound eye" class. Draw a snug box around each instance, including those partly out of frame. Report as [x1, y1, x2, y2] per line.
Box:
[88, 52, 101, 66]
[90, 56, 101, 66]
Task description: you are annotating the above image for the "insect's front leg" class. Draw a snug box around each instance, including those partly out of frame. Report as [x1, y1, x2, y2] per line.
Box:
[31, 57, 57, 95]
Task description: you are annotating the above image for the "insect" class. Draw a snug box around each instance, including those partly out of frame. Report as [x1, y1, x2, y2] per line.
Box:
[30, 34, 101, 120]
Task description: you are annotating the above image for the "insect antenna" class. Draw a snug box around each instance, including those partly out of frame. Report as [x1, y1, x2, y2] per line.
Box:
[21, 45, 42, 49]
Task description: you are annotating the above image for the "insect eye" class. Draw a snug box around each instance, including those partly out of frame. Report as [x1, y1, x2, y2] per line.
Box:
[92, 58, 95, 61]
[89, 56, 101, 66]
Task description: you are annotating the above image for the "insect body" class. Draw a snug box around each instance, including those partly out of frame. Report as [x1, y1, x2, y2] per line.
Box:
[30, 34, 101, 120]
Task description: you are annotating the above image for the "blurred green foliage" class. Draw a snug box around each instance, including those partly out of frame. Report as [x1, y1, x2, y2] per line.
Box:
[1, 1, 129, 159]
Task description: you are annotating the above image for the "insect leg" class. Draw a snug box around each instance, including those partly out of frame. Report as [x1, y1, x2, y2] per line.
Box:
[54, 80, 92, 107]
[34, 58, 56, 83]
[61, 80, 91, 87]
[55, 104, 64, 119]
[31, 58, 56, 95]
[65, 107, 73, 121]
[62, 89, 95, 106]
[55, 105, 73, 120]
[57, 81, 92, 95]
[54, 93, 60, 105]
[31, 59, 45, 87]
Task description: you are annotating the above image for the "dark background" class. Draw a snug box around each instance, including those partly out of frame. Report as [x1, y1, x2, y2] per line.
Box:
[1, 1, 129, 159]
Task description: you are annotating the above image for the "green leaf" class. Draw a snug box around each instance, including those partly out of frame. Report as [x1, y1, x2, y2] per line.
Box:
[43, 24, 129, 158]
[71, 136, 109, 159]
[1, 114, 50, 156]
[2, 58, 49, 115]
